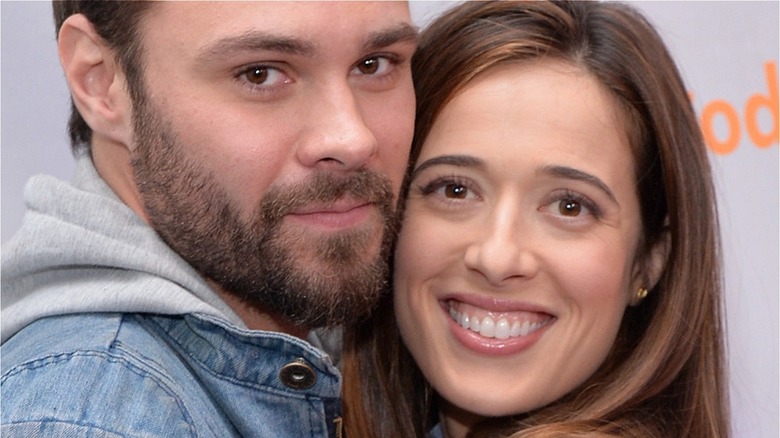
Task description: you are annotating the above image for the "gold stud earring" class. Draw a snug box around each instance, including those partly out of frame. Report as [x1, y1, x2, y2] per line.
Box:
[636, 287, 649, 300]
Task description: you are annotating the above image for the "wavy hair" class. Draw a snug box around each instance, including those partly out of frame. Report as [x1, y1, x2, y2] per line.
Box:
[343, 1, 728, 437]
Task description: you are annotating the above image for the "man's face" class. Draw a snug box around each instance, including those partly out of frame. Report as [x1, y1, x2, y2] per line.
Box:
[128, 2, 416, 328]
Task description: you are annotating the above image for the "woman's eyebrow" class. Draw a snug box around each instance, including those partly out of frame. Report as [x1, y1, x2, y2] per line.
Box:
[538, 164, 618, 205]
[412, 155, 484, 177]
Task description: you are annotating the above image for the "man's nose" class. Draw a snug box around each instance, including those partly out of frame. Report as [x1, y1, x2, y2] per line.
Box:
[296, 82, 378, 171]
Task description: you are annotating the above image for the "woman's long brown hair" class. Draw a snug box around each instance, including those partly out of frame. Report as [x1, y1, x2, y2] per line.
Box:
[343, 2, 728, 437]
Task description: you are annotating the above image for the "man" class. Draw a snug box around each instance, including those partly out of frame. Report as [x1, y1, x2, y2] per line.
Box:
[1, 2, 417, 437]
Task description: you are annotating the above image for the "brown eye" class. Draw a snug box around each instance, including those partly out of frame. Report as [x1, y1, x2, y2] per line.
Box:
[357, 58, 380, 75]
[445, 184, 468, 199]
[559, 199, 582, 216]
[246, 67, 269, 84]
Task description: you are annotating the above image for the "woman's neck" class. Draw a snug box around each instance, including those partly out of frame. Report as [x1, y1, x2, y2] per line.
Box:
[440, 401, 484, 438]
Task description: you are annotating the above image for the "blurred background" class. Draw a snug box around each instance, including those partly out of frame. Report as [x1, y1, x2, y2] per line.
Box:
[2, 2, 777, 436]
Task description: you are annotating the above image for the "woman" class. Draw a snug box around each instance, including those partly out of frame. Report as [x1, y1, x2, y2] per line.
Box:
[343, 1, 729, 437]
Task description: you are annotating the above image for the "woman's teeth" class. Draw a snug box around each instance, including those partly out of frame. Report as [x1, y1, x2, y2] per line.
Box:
[448, 306, 550, 339]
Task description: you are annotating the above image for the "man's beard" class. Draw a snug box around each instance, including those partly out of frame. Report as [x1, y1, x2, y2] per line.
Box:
[130, 98, 399, 329]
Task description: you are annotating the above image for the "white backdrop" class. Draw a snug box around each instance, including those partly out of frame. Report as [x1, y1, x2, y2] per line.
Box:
[2, 2, 778, 437]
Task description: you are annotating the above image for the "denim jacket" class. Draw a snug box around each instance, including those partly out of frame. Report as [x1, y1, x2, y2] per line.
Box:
[2, 312, 343, 437]
[2, 156, 343, 437]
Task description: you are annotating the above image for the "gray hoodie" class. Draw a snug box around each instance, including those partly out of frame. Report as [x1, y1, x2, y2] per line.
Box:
[1, 154, 244, 343]
[1, 154, 337, 356]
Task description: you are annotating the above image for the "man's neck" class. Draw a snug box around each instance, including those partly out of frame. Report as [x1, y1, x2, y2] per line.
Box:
[91, 137, 149, 222]
[208, 279, 309, 338]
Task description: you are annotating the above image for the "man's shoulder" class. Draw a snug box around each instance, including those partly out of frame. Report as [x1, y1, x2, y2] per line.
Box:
[2, 313, 170, 368]
[1, 313, 207, 396]
[1, 313, 221, 437]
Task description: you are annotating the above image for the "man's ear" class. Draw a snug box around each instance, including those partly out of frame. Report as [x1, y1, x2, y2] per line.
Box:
[629, 225, 671, 306]
[58, 14, 133, 147]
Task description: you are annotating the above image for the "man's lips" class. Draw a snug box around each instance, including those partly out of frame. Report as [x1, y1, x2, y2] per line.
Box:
[286, 200, 375, 229]
[290, 198, 372, 215]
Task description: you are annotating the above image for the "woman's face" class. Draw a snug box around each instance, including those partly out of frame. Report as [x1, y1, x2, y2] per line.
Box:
[394, 61, 647, 428]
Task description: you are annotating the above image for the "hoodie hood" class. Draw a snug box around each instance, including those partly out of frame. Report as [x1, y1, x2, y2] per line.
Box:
[1, 154, 243, 343]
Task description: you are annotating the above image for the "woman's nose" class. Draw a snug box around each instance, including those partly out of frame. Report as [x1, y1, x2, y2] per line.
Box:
[463, 208, 538, 286]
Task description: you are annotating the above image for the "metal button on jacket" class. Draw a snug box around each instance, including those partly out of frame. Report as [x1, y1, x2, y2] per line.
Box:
[279, 358, 317, 389]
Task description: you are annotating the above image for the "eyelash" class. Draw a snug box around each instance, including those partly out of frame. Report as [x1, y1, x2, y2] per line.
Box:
[233, 51, 404, 93]
[351, 53, 406, 90]
[416, 176, 604, 220]
[545, 190, 604, 219]
[352, 54, 401, 75]
[234, 64, 291, 96]
[416, 175, 478, 204]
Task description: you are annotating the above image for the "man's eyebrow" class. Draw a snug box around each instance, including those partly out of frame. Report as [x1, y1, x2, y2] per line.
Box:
[197, 31, 317, 62]
[196, 23, 417, 63]
[538, 165, 619, 205]
[363, 23, 419, 51]
[412, 155, 484, 178]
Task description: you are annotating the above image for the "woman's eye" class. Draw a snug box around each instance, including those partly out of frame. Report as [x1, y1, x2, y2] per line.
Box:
[444, 183, 469, 199]
[545, 191, 603, 220]
[417, 177, 477, 203]
[353, 56, 393, 76]
[558, 198, 583, 216]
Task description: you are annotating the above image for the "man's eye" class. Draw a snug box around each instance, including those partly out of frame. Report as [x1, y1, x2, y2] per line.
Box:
[353, 56, 392, 76]
[238, 65, 289, 88]
[245, 66, 270, 84]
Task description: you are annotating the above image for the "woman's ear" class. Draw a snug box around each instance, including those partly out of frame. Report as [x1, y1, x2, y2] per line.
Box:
[629, 224, 671, 306]
[58, 14, 133, 147]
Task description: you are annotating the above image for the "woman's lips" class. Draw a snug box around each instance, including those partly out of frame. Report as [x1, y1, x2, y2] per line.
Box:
[441, 297, 556, 356]
[448, 305, 553, 339]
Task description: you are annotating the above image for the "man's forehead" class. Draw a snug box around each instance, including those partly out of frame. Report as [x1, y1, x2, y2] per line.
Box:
[134, 1, 416, 64]
[140, 1, 414, 42]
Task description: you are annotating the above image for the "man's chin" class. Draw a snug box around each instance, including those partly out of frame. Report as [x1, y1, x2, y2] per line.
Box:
[280, 221, 385, 267]
[281, 206, 385, 238]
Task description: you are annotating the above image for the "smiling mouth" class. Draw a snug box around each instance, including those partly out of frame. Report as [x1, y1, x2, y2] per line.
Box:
[447, 301, 555, 340]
